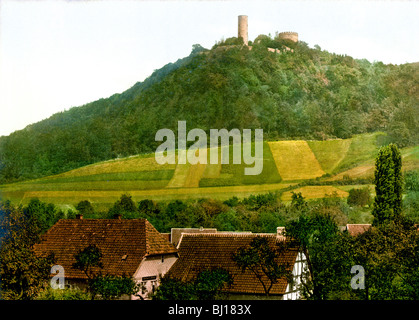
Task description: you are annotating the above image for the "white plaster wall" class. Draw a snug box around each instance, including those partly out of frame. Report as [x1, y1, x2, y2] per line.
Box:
[132, 253, 178, 300]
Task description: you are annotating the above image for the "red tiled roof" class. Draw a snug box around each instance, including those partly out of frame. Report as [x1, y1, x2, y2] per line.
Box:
[171, 228, 217, 245]
[33, 219, 177, 279]
[166, 233, 299, 296]
[346, 224, 371, 236]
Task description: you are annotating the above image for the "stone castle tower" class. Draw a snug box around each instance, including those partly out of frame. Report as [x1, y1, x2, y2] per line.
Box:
[238, 15, 248, 46]
[277, 31, 298, 43]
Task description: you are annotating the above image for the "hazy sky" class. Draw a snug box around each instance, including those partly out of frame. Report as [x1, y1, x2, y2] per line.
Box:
[0, 0, 418, 137]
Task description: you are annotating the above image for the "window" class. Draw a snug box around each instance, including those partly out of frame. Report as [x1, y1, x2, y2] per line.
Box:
[141, 282, 147, 294]
[151, 280, 157, 293]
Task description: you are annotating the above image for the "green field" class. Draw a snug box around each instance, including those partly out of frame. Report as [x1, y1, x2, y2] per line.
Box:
[199, 142, 282, 187]
[1, 133, 417, 210]
[307, 138, 351, 174]
[333, 133, 385, 173]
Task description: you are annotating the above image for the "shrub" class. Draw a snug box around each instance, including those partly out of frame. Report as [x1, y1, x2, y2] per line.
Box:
[36, 287, 90, 300]
[347, 187, 372, 207]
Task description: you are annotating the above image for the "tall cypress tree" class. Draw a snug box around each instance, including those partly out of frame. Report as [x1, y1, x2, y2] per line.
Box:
[389, 144, 403, 216]
[372, 143, 403, 225]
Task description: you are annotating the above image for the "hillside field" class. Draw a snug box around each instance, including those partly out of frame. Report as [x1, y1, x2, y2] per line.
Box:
[0, 133, 417, 211]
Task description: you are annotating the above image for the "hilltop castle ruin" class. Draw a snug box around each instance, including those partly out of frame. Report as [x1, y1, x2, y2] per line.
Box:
[238, 15, 298, 45]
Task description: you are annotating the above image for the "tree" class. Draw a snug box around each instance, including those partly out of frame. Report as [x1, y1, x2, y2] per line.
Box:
[152, 277, 195, 300]
[232, 236, 293, 296]
[88, 274, 141, 300]
[76, 200, 95, 217]
[351, 221, 419, 300]
[138, 199, 158, 215]
[223, 196, 240, 207]
[72, 244, 103, 281]
[0, 201, 55, 300]
[107, 194, 138, 218]
[291, 191, 307, 210]
[153, 268, 231, 300]
[190, 44, 206, 56]
[24, 198, 63, 234]
[372, 143, 403, 225]
[285, 207, 419, 300]
[72, 244, 139, 300]
[285, 212, 342, 299]
[347, 187, 372, 207]
[193, 268, 232, 300]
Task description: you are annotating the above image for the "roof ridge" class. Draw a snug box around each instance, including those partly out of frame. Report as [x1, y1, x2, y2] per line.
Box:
[182, 232, 277, 238]
[144, 219, 151, 255]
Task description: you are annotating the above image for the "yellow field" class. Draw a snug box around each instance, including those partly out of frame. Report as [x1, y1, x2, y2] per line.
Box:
[165, 150, 207, 188]
[166, 162, 208, 188]
[281, 186, 349, 201]
[183, 163, 207, 187]
[166, 161, 191, 188]
[268, 140, 325, 180]
[20, 182, 298, 204]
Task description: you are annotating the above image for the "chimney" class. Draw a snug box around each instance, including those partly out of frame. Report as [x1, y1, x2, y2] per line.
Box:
[238, 15, 248, 46]
[114, 213, 122, 220]
[76, 214, 83, 220]
[277, 227, 286, 240]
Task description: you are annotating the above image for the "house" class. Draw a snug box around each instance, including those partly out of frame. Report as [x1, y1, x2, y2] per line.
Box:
[344, 223, 419, 236]
[33, 216, 178, 300]
[345, 224, 371, 236]
[165, 230, 307, 300]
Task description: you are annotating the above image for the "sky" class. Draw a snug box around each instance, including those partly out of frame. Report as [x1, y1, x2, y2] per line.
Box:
[0, 0, 418, 137]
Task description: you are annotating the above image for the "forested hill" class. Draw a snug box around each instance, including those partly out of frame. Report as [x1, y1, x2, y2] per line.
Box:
[0, 36, 418, 183]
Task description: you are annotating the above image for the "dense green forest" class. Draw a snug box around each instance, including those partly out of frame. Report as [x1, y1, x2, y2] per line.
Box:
[0, 36, 418, 183]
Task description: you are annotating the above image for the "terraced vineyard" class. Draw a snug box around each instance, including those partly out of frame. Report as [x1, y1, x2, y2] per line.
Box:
[1, 132, 417, 211]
